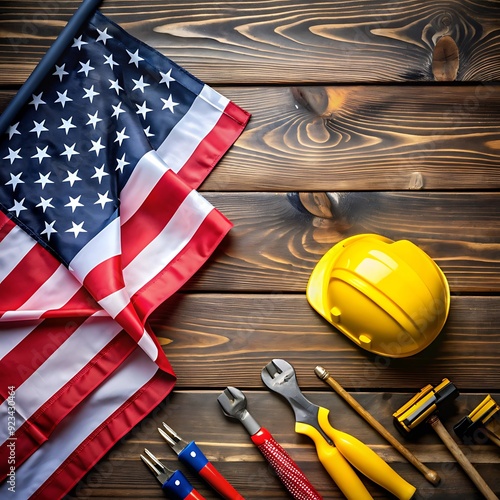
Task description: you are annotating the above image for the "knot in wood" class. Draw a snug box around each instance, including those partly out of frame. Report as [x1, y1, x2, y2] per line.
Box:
[291, 87, 346, 118]
[432, 35, 459, 81]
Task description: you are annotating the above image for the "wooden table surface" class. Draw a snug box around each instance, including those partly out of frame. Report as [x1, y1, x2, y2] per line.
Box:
[1, 1, 499, 498]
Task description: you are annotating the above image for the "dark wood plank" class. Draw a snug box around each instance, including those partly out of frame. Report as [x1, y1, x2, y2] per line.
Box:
[2, 0, 500, 84]
[149, 294, 500, 391]
[179, 192, 500, 293]
[65, 390, 500, 499]
[2, 85, 500, 190]
[205, 85, 500, 191]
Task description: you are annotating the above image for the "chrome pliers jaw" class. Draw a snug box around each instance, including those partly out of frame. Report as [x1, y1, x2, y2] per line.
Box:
[159, 422, 189, 455]
[140, 448, 204, 500]
[261, 358, 333, 444]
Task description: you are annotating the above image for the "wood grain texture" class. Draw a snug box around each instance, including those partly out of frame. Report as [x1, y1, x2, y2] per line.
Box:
[149, 294, 500, 391]
[2, 84, 500, 191]
[1, 1, 499, 498]
[1, 0, 500, 84]
[206, 85, 500, 191]
[64, 391, 500, 499]
[180, 192, 500, 293]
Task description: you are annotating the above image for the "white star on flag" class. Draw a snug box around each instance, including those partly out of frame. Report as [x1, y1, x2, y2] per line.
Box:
[35, 172, 54, 189]
[55, 90, 73, 108]
[96, 27, 112, 44]
[161, 95, 179, 113]
[41, 220, 57, 240]
[29, 92, 46, 110]
[63, 169, 82, 186]
[9, 197, 27, 217]
[37, 196, 55, 212]
[83, 85, 100, 103]
[78, 60, 94, 77]
[61, 143, 80, 160]
[95, 190, 113, 209]
[7, 122, 21, 139]
[159, 69, 176, 87]
[72, 35, 88, 50]
[53, 64, 69, 81]
[126, 49, 144, 67]
[32, 146, 50, 163]
[30, 120, 49, 137]
[65, 195, 84, 212]
[86, 110, 102, 128]
[65, 220, 87, 237]
[5, 172, 24, 191]
[3, 148, 22, 164]
[59, 117, 77, 134]
[91, 165, 109, 183]
[89, 137, 105, 156]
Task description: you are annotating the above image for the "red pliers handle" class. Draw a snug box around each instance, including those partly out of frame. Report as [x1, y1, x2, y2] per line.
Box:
[252, 427, 322, 500]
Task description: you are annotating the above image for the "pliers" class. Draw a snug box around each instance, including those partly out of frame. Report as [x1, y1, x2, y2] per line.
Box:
[159, 422, 244, 500]
[140, 448, 205, 500]
[261, 359, 416, 500]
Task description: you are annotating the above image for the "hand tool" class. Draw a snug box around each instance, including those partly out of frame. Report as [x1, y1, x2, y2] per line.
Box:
[159, 422, 244, 500]
[140, 448, 205, 500]
[393, 379, 498, 500]
[261, 358, 416, 500]
[454, 395, 500, 447]
[315, 365, 440, 486]
[218, 386, 323, 500]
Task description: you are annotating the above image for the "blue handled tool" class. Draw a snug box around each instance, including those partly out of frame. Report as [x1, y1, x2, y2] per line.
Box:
[159, 423, 243, 499]
[140, 448, 206, 500]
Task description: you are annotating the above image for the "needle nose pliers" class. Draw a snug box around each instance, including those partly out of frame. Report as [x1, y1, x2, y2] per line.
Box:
[261, 359, 416, 500]
[140, 448, 206, 500]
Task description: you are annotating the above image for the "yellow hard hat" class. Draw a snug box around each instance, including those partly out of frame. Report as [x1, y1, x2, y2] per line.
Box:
[306, 234, 450, 357]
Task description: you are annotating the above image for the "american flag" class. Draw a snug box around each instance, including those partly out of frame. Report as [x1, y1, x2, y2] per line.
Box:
[0, 11, 249, 498]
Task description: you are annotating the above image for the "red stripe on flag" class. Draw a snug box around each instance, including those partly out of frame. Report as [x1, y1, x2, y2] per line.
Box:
[0, 245, 61, 313]
[0, 317, 85, 402]
[0, 212, 15, 240]
[0, 331, 136, 480]
[40, 287, 101, 319]
[176, 101, 250, 189]
[120, 169, 188, 268]
[132, 207, 232, 322]
[82, 255, 125, 303]
[31, 366, 175, 500]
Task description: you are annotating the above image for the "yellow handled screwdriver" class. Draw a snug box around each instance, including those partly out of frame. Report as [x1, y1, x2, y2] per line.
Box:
[261, 359, 416, 500]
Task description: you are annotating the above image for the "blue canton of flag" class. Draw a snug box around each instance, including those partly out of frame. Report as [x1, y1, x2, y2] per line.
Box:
[0, 13, 202, 265]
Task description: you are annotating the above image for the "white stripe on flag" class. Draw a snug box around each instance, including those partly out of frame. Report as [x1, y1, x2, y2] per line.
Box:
[0, 316, 121, 444]
[0, 347, 158, 499]
[156, 85, 226, 173]
[97, 287, 130, 319]
[1, 265, 81, 321]
[69, 216, 121, 283]
[124, 189, 213, 295]
[0, 224, 37, 282]
[0, 321, 40, 359]
[119, 150, 168, 225]
[137, 329, 158, 361]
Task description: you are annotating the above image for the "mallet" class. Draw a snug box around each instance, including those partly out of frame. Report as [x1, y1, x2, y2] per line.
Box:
[454, 394, 500, 448]
[315, 365, 440, 486]
[393, 379, 498, 500]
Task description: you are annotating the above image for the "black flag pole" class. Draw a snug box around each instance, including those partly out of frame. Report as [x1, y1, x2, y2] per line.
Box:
[0, 0, 103, 137]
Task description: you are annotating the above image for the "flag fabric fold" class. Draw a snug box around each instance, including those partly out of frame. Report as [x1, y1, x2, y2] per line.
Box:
[0, 10, 249, 498]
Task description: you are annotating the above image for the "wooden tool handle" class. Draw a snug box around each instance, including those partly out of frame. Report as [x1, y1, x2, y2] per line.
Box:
[429, 415, 499, 500]
[315, 367, 440, 486]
